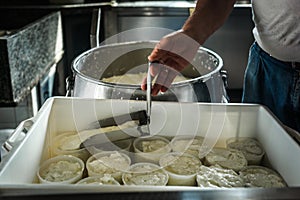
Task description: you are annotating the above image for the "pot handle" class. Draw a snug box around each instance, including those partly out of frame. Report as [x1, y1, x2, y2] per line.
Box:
[220, 70, 228, 89]
[65, 75, 74, 97]
[220, 70, 230, 103]
[1, 118, 34, 159]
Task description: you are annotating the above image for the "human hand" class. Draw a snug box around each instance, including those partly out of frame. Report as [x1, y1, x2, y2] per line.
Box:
[141, 30, 200, 95]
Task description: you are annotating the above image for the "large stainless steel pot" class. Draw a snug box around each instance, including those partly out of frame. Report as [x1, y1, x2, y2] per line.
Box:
[71, 41, 227, 103]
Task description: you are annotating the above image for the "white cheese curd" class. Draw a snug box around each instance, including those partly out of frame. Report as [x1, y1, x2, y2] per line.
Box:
[51, 132, 91, 162]
[38, 155, 84, 184]
[159, 152, 202, 186]
[204, 148, 247, 172]
[170, 136, 204, 157]
[160, 153, 201, 175]
[133, 136, 171, 164]
[54, 121, 138, 151]
[42, 161, 81, 182]
[227, 137, 265, 165]
[102, 72, 187, 85]
[239, 166, 286, 188]
[141, 140, 168, 153]
[76, 174, 120, 185]
[59, 134, 81, 151]
[51, 131, 78, 151]
[122, 163, 168, 186]
[196, 165, 244, 188]
[86, 151, 131, 183]
[52, 121, 137, 161]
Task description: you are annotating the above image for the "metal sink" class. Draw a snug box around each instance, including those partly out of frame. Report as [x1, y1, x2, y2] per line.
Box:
[0, 11, 63, 105]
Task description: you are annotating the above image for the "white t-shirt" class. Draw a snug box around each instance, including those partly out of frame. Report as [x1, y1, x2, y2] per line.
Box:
[252, 0, 300, 62]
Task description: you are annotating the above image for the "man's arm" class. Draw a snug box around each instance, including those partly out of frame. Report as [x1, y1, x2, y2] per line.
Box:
[183, 0, 237, 44]
[143, 0, 237, 95]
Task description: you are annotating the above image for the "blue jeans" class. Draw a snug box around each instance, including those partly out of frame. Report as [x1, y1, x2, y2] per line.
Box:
[242, 42, 300, 132]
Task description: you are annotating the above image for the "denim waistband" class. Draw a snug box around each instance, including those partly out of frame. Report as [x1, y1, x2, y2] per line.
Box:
[253, 42, 300, 71]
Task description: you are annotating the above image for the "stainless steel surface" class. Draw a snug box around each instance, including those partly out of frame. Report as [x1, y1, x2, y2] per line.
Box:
[142, 61, 152, 136]
[146, 62, 152, 123]
[1, 187, 300, 200]
[111, 1, 250, 8]
[0, 2, 112, 9]
[0, 1, 251, 10]
[0, 0, 252, 9]
[71, 41, 226, 103]
[0, 188, 298, 200]
[90, 8, 101, 48]
[49, 0, 85, 4]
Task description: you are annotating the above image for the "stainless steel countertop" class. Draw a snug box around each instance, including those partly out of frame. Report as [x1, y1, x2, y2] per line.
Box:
[0, 1, 251, 9]
[112, 1, 251, 8]
[1, 187, 300, 200]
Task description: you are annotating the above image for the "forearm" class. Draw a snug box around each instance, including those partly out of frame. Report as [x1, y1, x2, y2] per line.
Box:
[183, 0, 237, 44]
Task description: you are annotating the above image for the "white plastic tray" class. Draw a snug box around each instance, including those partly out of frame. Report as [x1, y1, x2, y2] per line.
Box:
[0, 97, 299, 194]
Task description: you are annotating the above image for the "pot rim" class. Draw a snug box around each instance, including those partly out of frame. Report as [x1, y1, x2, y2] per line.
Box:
[71, 41, 223, 89]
